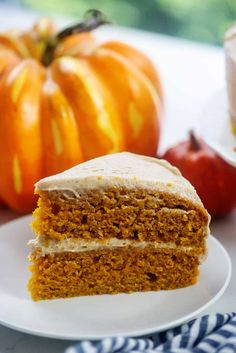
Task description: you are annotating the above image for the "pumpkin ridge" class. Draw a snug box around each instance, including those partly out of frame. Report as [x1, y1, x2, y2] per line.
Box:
[100, 40, 163, 99]
[40, 73, 83, 176]
[0, 33, 31, 59]
[0, 60, 45, 212]
[86, 47, 162, 155]
[50, 56, 124, 160]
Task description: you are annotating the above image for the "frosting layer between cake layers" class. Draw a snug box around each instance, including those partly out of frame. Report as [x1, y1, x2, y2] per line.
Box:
[29, 237, 195, 257]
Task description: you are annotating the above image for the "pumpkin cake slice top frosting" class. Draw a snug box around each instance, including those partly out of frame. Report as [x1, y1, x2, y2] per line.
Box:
[35, 152, 204, 206]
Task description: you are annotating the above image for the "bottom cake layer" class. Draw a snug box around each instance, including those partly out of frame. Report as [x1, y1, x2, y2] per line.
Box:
[28, 247, 200, 300]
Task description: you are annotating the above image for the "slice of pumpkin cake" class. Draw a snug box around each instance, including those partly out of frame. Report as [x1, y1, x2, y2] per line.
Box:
[28, 152, 210, 301]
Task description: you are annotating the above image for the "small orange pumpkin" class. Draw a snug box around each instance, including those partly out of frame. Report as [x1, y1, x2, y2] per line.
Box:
[0, 10, 163, 213]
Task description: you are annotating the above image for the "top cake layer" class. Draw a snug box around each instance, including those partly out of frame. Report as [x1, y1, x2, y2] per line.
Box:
[33, 153, 209, 246]
[36, 152, 203, 206]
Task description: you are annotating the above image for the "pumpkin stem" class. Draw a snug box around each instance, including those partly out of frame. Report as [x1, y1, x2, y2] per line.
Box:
[42, 9, 110, 66]
[189, 130, 202, 151]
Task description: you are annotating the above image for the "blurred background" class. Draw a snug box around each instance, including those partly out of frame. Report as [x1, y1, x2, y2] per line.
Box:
[1, 0, 236, 45]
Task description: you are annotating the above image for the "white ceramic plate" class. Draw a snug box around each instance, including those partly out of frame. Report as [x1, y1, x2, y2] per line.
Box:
[0, 216, 231, 340]
[199, 88, 236, 166]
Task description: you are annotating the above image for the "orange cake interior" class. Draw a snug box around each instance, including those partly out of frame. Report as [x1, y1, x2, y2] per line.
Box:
[28, 152, 210, 301]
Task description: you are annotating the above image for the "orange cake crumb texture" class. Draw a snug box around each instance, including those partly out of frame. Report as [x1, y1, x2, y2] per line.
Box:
[28, 247, 199, 301]
[32, 188, 208, 247]
[29, 186, 208, 300]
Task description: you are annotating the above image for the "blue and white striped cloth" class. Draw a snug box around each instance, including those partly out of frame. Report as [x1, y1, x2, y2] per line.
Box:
[65, 313, 236, 353]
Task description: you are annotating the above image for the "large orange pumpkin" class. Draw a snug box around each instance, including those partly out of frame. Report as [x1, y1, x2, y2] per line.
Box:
[0, 10, 163, 213]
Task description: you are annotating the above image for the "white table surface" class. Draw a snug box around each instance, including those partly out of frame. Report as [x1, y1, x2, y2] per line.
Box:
[0, 4, 235, 353]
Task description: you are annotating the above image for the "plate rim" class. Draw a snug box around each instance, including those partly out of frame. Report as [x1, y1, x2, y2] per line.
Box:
[0, 215, 232, 341]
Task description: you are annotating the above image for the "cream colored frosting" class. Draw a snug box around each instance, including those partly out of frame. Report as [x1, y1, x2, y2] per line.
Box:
[29, 236, 194, 257]
[35, 152, 203, 206]
[224, 24, 236, 130]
